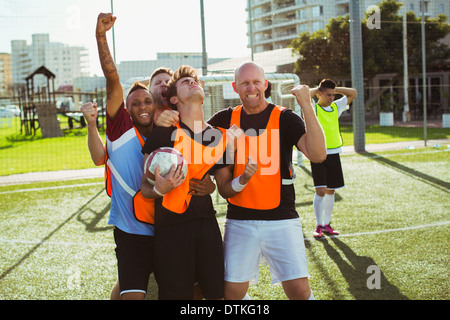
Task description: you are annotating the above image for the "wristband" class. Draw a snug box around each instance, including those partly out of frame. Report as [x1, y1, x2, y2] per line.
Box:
[231, 175, 247, 193]
[153, 186, 166, 197]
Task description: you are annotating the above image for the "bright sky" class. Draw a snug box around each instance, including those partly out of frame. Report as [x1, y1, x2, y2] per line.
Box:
[0, 0, 250, 76]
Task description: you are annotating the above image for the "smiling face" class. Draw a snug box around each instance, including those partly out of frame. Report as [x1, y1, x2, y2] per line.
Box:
[126, 89, 154, 127]
[232, 62, 268, 113]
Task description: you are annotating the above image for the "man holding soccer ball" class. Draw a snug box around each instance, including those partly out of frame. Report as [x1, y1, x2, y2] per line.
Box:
[140, 65, 236, 300]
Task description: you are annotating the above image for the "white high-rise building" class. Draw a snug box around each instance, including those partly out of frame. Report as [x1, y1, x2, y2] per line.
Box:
[11, 34, 89, 91]
[246, 0, 449, 53]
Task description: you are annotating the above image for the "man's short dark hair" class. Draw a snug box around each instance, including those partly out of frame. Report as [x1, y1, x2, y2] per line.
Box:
[127, 81, 149, 97]
[149, 67, 173, 86]
[319, 79, 336, 92]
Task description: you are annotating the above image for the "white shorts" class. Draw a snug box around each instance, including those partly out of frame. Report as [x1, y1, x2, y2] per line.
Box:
[223, 218, 310, 284]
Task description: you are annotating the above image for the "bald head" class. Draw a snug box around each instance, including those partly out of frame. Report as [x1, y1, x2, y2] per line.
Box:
[234, 62, 266, 85]
[232, 61, 268, 113]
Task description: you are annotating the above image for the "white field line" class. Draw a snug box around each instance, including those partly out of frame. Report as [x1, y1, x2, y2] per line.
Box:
[0, 221, 448, 248]
[303, 220, 450, 242]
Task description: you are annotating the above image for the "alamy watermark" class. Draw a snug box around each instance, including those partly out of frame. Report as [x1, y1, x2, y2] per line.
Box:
[66, 265, 81, 290]
[366, 265, 381, 289]
[366, 5, 381, 30]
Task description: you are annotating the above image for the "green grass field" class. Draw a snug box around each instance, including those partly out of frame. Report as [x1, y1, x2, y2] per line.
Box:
[1, 146, 448, 300]
[0, 116, 105, 176]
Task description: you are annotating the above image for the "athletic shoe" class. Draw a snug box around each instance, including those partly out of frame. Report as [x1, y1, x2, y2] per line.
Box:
[323, 224, 339, 235]
[313, 225, 323, 238]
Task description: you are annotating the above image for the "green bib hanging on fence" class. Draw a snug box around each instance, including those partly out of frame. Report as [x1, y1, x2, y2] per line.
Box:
[315, 102, 343, 150]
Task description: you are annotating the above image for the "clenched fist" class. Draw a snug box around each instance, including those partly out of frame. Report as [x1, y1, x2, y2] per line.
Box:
[80, 102, 98, 127]
[291, 85, 311, 105]
[96, 13, 117, 37]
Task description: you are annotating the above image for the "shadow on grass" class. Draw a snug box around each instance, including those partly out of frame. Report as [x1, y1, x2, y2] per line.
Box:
[298, 162, 409, 299]
[361, 152, 450, 193]
[0, 189, 110, 282]
[77, 201, 112, 232]
[306, 236, 409, 300]
[320, 237, 408, 300]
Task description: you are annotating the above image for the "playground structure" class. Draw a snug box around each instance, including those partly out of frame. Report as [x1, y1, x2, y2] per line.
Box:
[18, 66, 61, 137]
[12, 66, 105, 137]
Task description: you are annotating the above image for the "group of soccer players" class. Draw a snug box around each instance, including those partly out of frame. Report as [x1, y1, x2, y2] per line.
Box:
[81, 12, 356, 300]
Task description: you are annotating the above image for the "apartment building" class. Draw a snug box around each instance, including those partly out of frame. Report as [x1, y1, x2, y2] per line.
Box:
[246, 0, 449, 53]
[11, 34, 89, 91]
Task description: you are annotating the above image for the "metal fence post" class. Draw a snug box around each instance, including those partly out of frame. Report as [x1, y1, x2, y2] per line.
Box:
[350, 0, 366, 153]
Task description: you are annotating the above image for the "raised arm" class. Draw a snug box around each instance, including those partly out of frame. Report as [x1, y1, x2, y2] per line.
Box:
[80, 102, 106, 166]
[335, 87, 357, 104]
[309, 86, 319, 99]
[96, 13, 123, 119]
[292, 85, 327, 163]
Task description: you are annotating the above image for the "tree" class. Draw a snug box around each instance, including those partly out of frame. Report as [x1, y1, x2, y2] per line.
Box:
[404, 13, 450, 74]
[290, 16, 350, 84]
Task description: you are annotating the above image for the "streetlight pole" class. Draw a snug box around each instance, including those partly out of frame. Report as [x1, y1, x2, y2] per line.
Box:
[350, 0, 366, 153]
[421, 0, 427, 146]
[110, 0, 117, 63]
[248, 0, 254, 61]
[403, 1, 410, 122]
[200, 0, 207, 76]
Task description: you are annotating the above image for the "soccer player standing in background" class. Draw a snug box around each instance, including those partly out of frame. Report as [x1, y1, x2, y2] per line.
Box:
[309, 79, 357, 238]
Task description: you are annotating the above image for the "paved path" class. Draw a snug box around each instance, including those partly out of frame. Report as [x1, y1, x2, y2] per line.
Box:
[1, 139, 448, 186]
[0, 167, 104, 186]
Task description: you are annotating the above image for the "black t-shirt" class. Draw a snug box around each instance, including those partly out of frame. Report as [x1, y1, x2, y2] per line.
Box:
[207, 104, 306, 220]
[142, 122, 227, 228]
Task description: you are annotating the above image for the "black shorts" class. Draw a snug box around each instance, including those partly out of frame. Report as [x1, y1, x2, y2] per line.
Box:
[113, 227, 154, 296]
[311, 153, 345, 189]
[154, 217, 224, 300]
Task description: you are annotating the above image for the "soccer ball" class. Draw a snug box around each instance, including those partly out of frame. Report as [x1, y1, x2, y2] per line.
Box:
[144, 147, 187, 185]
